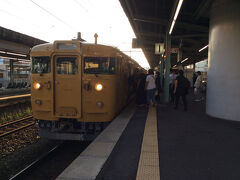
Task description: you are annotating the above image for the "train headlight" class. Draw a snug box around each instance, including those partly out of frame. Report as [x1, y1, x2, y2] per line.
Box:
[33, 82, 41, 90]
[95, 83, 103, 91]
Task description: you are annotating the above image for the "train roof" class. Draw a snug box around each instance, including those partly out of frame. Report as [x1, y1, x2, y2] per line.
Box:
[30, 40, 140, 67]
[31, 43, 53, 52]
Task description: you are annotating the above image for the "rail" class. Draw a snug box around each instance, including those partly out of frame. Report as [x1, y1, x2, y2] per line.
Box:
[0, 116, 34, 138]
[0, 93, 31, 101]
[9, 144, 61, 180]
[0, 94, 31, 107]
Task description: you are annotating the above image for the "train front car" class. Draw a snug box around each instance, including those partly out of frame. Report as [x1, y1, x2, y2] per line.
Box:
[30, 40, 135, 140]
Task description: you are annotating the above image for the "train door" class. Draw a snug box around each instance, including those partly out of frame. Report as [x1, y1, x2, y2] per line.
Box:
[54, 55, 82, 118]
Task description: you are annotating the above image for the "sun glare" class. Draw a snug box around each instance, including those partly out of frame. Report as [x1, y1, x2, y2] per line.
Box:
[0, 0, 149, 68]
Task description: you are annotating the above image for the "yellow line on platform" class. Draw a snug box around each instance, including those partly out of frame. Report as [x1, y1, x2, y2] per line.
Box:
[0, 94, 31, 101]
[136, 106, 160, 180]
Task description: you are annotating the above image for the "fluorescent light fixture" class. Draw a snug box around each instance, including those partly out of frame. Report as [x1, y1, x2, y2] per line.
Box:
[0, 56, 15, 60]
[18, 61, 30, 64]
[18, 58, 30, 61]
[169, 21, 175, 35]
[181, 58, 188, 63]
[0, 56, 30, 61]
[6, 52, 27, 57]
[199, 45, 209, 52]
[0, 50, 27, 57]
[173, 65, 177, 67]
[169, 0, 184, 35]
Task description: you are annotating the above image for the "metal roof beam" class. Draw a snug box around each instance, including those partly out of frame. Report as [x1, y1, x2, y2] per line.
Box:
[120, 0, 154, 67]
[133, 16, 168, 26]
[172, 33, 208, 39]
[193, 0, 212, 19]
[136, 32, 165, 39]
[133, 15, 209, 32]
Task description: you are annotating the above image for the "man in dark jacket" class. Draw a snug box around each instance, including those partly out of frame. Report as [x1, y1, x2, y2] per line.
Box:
[174, 70, 189, 111]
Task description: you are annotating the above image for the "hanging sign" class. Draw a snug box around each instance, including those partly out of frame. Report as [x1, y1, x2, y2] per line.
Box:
[155, 43, 164, 54]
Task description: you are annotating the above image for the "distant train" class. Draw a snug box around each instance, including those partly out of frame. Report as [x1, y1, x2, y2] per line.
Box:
[30, 40, 143, 140]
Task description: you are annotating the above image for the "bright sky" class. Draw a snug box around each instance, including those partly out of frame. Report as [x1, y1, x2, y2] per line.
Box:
[0, 0, 150, 68]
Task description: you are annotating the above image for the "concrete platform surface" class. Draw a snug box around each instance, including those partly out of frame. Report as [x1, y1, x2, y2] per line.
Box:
[96, 94, 240, 180]
[56, 103, 135, 180]
[157, 96, 240, 180]
[58, 93, 240, 180]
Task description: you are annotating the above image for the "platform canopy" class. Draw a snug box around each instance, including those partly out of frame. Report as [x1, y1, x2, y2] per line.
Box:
[119, 0, 211, 68]
[0, 26, 47, 60]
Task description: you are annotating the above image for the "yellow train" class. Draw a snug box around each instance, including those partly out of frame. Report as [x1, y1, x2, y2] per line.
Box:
[30, 39, 142, 140]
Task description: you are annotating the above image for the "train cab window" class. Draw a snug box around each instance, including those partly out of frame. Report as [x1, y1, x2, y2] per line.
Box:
[57, 57, 77, 75]
[84, 57, 115, 74]
[31, 56, 51, 74]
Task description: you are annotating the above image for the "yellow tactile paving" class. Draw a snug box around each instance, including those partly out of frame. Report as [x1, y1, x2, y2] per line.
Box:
[136, 106, 160, 180]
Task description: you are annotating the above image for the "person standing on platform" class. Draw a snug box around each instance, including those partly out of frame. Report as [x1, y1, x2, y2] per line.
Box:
[192, 72, 197, 89]
[155, 71, 161, 103]
[174, 70, 190, 111]
[194, 71, 203, 101]
[145, 69, 156, 106]
[136, 73, 147, 107]
[169, 69, 175, 103]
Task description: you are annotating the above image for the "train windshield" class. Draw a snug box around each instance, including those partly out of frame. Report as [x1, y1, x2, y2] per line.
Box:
[57, 57, 78, 75]
[31, 56, 51, 74]
[84, 57, 115, 74]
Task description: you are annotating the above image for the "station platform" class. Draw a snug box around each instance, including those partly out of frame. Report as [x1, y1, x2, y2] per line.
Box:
[0, 88, 30, 97]
[57, 94, 240, 180]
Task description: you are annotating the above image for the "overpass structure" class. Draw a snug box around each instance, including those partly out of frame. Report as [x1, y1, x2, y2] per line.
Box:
[120, 0, 240, 121]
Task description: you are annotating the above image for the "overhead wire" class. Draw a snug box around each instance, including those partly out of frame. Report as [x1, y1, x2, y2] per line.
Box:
[74, 0, 88, 12]
[29, 0, 75, 30]
[0, 8, 44, 31]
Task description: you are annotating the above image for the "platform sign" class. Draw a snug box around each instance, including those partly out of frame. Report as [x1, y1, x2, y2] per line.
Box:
[155, 43, 164, 54]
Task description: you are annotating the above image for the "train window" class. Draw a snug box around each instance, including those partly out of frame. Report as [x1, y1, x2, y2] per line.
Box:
[31, 56, 51, 74]
[84, 57, 115, 74]
[57, 57, 77, 75]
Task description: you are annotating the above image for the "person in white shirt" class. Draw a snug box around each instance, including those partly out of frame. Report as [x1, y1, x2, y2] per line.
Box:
[145, 69, 156, 106]
[194, 71, 203, 101]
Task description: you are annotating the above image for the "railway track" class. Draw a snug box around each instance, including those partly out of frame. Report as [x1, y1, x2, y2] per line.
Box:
[9, 144, 61, 180]
[0, 94, 31, 107]
[0, 116, 34, 138]
[9, 141, 90, 180]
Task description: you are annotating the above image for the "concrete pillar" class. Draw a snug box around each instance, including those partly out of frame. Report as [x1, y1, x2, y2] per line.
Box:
[207, 0, 240, 121]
